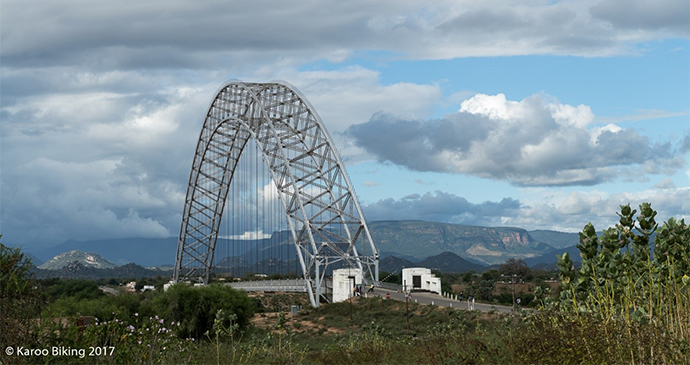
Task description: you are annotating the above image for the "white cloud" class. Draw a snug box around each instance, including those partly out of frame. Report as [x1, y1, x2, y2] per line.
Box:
[223, 230, 272, 240]
[349, 92, 686, 186]
[590, 123, 622, 144]
[558, 192, 600, 215]
[252, 66, 442, 132]
[654, 178, 676, 189]
[548, 103, 595, 129]
[505, 185, 690, 232]
[460, 93, 524, 121]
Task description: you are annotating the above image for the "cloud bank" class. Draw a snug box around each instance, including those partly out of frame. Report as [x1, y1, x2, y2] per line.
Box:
[363, 187, 690, 233]
[363, 191, 521, 225]
[2, 0, 688, 71]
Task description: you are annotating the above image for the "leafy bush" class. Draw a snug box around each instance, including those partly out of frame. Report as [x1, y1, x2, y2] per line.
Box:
[0, 239, 42, 356]
[154, 283, 254, 339]
[43, 278, 105, 300]
[44, 292, 146, 321]
[536, 203, 690, 363]
[465, 279, 495, 301]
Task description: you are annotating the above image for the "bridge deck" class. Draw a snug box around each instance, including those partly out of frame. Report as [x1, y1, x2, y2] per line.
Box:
[227, 279, 324, 293]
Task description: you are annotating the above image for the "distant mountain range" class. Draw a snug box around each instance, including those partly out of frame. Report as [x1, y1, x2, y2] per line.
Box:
[380, 251, 486, 274]
[32, 261, 171, 280]
[368, 221, 573, 265]
[25, 220, 583, 271]
[30, 249, 171, 280]
[32, 249, 489, 280]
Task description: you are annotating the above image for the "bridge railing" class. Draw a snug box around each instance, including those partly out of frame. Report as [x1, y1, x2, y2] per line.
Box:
[226, 279, 309, 292]
[226, 278, 402, 295]
[377, 281, 402, 292]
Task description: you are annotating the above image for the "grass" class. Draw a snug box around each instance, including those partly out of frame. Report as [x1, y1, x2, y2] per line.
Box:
[240, 295, 517, 364]
[8, 291, 688, 364]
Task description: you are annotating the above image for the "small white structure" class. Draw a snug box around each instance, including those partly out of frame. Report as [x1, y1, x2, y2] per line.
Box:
[402, 267, 442, 294]
[125, 281, 137, 292]
[141, 285, 155, 292]
[332, 268, 363, 303]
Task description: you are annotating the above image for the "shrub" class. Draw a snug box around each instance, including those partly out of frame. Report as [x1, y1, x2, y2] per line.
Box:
[43, 279, 105, 300]
[542, 203, 690, 363]
[154, 283, 254, 339]
[0, 239, 42, 356]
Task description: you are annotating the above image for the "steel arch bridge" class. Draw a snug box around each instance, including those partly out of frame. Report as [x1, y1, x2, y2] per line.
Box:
[173, 81, 379, 307]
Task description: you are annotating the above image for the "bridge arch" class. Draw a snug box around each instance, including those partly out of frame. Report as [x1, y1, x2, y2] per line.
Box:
[174, 81, 379, 307]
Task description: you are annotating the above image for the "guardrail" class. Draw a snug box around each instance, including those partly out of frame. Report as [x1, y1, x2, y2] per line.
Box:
[227, 279, 310, 292]
[226, 278, 401, 294]
[377, 282, 402, 292]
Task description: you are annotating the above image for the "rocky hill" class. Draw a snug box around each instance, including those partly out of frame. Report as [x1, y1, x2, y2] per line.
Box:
[39, 250, 117, 270]
[418, 251, 486, 273]
[379, 255, 416, 274]
[379, 251, 486, 274]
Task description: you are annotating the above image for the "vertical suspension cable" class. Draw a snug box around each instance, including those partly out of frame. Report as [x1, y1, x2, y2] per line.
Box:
[253, 140, 258, 275]
[245, 136, 250, 277]
[254, 140, 258, 275]
[232, 131, 237, 279]
[254, 139, 266, 274]
[240, 135, 245, 277]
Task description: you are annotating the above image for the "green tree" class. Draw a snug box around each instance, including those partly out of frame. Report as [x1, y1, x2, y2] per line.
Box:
[466, 280, 495, 301]
[481, 269, 500, 281]
[499, 258, 530, 278]
[44, 278, 105, 300]
[0, 237, 42, 352]
[154, 283, 254, 339]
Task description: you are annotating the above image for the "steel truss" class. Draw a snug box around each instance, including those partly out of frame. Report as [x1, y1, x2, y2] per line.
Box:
[174, 81, 379, 307]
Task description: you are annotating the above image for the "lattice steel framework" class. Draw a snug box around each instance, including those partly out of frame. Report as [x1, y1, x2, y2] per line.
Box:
[174, 81, 379, 307]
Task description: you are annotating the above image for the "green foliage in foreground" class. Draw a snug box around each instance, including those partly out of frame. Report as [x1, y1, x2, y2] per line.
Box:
[154, 283, 255, 339]
[539, 202, 690, 363]
[0, 237, 42, 350]
[8, 294, 688, 364]
[551, 203, 690, 325]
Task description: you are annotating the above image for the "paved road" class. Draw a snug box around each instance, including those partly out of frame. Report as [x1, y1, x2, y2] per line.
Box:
[365, 288, 516, 314]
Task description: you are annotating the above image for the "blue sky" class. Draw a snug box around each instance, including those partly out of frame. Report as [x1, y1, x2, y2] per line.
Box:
[1, 0, 688, 249]
[342, 41, 690, 203]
